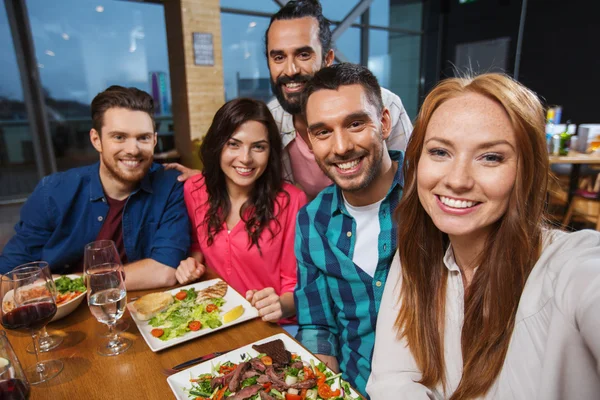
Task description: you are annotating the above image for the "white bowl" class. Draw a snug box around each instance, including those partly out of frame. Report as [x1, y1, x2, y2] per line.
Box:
[50, 274, 86, 322]
[2, 274, 86, 322]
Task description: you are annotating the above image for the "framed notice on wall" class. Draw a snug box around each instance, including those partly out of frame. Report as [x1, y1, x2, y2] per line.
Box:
[192, 32, 214, 66]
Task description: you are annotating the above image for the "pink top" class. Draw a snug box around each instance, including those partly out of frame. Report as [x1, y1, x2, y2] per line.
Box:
[184, 175, 307, 321]
[286, 133, 333, 200]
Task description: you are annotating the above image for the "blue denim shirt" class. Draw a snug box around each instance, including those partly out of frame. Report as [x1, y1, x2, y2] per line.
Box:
[0, 162, 190, 274]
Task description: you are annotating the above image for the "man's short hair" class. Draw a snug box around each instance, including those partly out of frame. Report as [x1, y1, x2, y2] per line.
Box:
[302, 63, 384, 115]
[265, 0, 332, 61]
[91, 86, 155, 134]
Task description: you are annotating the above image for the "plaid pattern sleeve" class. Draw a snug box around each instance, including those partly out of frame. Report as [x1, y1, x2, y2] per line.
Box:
[294, 151, 405, 397]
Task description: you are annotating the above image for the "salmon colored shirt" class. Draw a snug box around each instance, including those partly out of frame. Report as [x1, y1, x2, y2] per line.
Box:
[286, 132, 333, 200]
[184, 175, 307, 320]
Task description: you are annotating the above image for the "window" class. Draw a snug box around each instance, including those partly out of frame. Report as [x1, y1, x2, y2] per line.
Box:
[0, 4, 38, 201]
[26, 0, 173, 170]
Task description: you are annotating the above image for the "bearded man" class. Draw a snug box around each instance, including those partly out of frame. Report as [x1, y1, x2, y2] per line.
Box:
[0, 86, 192, 290]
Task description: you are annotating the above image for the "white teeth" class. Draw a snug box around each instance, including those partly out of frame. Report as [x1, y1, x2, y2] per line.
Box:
[121, 160, 139, 167]
[235, 167, 252, 173]
[285, 82, 302, 88]
[439, 196, 475, 209]
[337, 159, 360, 170]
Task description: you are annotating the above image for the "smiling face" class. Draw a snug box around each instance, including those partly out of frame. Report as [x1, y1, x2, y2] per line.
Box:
[90, 107, 156, 189]
[220, 120, 270, 193]
[417, 92, 518, 243]
[305, 84, 391, 196]
[267, 17, 334, 115]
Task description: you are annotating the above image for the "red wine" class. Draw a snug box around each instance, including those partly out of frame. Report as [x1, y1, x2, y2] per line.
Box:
[0, 379, 30, 400]
[1, 302, 57, 332]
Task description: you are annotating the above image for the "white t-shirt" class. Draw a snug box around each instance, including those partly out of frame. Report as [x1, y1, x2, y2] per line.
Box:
[343, 196, 384, 277]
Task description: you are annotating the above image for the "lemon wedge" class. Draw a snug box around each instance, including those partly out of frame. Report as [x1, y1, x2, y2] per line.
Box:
[223, 305, 244, 323]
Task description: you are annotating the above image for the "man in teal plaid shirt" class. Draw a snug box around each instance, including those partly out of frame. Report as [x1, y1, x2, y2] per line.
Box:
[294, 63, 405, 396]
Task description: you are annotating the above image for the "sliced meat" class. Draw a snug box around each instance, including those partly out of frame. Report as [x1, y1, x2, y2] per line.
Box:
[227, 384, 262, 400]
[266, 366, 288, 391]
[257, 375, 270, 384]
[252, 339, 291, 365]
[210, 375, 224, 390]
[291, 378, 317, 389]
[250, 358, 266, 372]
[242, 370, 260, 380]
[260, 391, 276, 400]
[229, 362, 250, 392]
[291, 361, 304, 369]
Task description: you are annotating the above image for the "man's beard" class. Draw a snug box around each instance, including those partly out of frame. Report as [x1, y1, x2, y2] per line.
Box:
[101, 153, 152, 188]
[270, 73, 312, 115]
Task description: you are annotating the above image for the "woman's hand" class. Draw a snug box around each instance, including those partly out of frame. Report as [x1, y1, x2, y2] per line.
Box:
[246, 288, 283, 322]
[175, 257, 206, 284]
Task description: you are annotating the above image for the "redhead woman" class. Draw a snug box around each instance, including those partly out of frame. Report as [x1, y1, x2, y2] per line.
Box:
[367, 74, 600, 399]
[175, 98, 307, 324]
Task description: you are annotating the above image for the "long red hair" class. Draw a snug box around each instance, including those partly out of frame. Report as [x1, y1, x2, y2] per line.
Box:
[394, 73, 549, 398]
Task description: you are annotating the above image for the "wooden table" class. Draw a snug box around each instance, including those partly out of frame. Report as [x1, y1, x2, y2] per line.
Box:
[6, 280, 285, 399]
[549, 151, 600, 203]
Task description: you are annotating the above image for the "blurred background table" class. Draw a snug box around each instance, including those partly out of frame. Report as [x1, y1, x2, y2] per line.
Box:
[549, 151, 600, 203]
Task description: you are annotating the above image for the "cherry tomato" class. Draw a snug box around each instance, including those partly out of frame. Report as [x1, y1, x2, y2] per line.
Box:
[188, 321, 202, 331]
[285, 394, 302, 400]
[151, 328, 164, 338]
[175, 291, 188, 300]
[260, 355, 273, 366]
[318, 384, 341, 399]
[205, 304, 218, 313]
[262, 382, 272, 393]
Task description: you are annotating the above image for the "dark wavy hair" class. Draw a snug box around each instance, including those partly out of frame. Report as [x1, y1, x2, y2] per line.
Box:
[199, 98, 287, 250]
[265, 0, 332, 61]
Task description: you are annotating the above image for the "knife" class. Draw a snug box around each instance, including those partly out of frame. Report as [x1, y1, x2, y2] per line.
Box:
[172, 350, 229, 370]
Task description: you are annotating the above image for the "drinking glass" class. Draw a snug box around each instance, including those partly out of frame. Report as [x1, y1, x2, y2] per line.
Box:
[83, 240, 129, 336]
[17, 262, 63, 354]
[0, 265, 63, 385]
[84, 241, 131, 356]
[0, 331, 30, 400]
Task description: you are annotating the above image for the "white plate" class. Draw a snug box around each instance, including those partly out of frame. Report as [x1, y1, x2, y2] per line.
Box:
[2, 274, 86, 323]
[167, 333, 360, 400]
[127, 279, 259, 352]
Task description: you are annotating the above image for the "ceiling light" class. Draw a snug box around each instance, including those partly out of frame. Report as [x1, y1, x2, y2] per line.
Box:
[45, 50, 55, 56]
[249, 22, 256, 28]
[96, 5, 104, 13]
[61, 33, 70, 40]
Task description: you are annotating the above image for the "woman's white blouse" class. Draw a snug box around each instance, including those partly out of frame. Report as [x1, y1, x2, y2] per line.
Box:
[366, 229, 600, 399]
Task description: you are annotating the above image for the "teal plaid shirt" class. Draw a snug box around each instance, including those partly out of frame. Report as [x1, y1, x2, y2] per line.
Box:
[294, 150, 404, 396]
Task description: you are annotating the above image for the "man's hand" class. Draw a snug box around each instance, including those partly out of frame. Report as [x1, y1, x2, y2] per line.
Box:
[316, 354, 340, 373]
[175, 257, 206, 284]
[246, 287, 284, 322]
[163, 163, 201, 182]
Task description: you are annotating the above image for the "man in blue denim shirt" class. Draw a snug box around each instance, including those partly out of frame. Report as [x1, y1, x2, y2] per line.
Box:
[0, 86, 194, 290]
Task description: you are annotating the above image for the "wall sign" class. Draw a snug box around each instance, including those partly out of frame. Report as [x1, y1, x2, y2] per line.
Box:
[192, 32, 214, 66]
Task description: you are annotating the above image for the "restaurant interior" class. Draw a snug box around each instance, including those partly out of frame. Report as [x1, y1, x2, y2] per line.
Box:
[0, 0, 599, 399]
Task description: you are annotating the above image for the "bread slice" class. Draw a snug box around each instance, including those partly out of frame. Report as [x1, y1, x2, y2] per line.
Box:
[130, 292, 174, 321]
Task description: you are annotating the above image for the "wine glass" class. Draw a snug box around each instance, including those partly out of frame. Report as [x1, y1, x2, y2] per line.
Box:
[0, 265, 63, 385]
[0, 330, 30, 400]
[84, 241, 131, 356]
[17, 262, 64, 354]
[83, 240, 129, 336]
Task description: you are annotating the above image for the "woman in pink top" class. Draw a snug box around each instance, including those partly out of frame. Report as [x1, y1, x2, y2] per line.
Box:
[176, 98, 307, 324]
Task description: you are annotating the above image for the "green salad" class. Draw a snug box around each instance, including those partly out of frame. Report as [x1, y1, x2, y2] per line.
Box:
[149, 288, 224, 341]
[54, 276, 86, 294]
